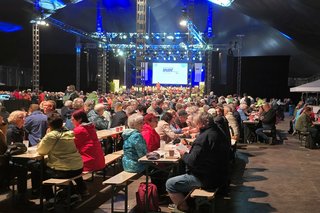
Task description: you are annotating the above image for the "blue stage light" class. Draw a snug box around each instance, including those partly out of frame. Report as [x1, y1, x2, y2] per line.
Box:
[208, 0, 234, 7]
[280, 32, 293, 40]
[38, 0, 66, 10]
[0, 22, 23, 32]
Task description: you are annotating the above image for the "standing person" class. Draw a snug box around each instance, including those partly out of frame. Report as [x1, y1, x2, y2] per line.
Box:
[24, 104, 48, 146]
[122, 113, 147, 173]
[71, 110, 105, 173]
[37, 113, 87, 201]
[166, 112, 230, 212]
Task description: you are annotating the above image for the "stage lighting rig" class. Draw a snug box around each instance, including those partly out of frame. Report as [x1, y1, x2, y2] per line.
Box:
[208, 0, 235, 7]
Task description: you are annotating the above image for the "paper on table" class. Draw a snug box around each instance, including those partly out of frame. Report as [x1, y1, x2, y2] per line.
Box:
[176, 143, 189, 153]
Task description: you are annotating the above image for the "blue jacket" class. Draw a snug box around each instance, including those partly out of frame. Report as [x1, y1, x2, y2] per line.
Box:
[122, 129, 147, 173]
[24, 111, 48, 146]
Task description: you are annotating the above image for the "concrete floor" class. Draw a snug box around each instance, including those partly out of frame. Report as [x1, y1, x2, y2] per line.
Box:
[1, 114, 319, 213]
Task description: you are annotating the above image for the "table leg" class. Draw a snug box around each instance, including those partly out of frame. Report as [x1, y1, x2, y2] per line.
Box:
[145, 165, 149, 212]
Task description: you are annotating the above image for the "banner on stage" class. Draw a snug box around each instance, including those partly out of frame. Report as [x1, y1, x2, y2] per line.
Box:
[194, 63, 203, 82]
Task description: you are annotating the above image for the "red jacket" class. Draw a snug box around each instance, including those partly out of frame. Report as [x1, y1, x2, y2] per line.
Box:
[73, 123, 105, 172]
[141, 123, 160, 152]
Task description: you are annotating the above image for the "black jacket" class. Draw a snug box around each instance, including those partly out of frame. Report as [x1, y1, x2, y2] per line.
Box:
[182, 123, 230, 189]
[111, 111, 127, 128]
[6, 124, 24, 145]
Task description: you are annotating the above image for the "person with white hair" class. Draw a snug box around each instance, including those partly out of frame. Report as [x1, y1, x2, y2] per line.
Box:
[88, 103, 109, 130]
[166, 112, 230, 212]
[122, 113, 147, 173]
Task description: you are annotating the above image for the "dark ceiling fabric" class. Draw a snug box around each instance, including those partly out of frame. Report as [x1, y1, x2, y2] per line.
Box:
[0, 0, 320, 78]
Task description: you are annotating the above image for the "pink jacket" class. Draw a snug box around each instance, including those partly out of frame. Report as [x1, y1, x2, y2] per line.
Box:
[73, 123, 105, 172]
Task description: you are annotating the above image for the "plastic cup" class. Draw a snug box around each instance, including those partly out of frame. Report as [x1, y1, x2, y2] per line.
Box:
[318, 117, 320, 122]
[116, 127, 120, 132]
[160, 141, 166, 150]
[169, 150, 174, 157]
[23, 140, 29, 148]
[119, 126, 123, 131]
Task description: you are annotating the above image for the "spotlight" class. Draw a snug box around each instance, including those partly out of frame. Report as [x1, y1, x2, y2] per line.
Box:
[208, 0, 234, 7]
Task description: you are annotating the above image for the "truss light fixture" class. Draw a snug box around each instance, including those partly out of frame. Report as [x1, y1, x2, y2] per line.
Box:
[208, 0, 234, 7]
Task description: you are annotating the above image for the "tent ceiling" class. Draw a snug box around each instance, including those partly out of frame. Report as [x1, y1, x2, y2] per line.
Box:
[1, 0, 320, 77]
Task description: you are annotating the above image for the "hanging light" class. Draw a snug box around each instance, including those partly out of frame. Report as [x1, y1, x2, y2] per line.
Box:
[208, 0, 234, 7]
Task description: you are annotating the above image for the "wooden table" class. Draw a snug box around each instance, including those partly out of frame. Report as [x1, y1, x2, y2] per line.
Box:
[242, 120, 260, 143]
[139, 150, 180, 212]
[12, 148, 45, 208]
[96, 126, 125, 152]
[96, 126, 125, 140]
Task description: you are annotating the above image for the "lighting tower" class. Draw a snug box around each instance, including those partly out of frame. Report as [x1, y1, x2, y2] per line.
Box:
[236, 34, 244, 96]
[32, 23, 40, 91]
[136, 0, 147, 89]
[187, 0, 195, 95]
[205, 3, 214, 94]
[96, 0, 108, 94]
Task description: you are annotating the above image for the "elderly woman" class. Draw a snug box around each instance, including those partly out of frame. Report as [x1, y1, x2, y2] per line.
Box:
[166, 112, 230, 212]
[72, 110, 105, 172]
[141, 113, 160, 152]
[37, 112, 87, 201]
[0, 114, 34, 205]
[6, 110, 26, 144]
[122, 113, 147, 173]
[88, 103, 109, 130]
[155, 112, 179, 143]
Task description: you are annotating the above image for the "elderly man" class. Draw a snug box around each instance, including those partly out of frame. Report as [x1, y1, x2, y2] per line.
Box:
[24, 104, 48, 146]
[295, 106, 320, 147]
[255, 103, 277, 144]
[166, 112, 229, 212]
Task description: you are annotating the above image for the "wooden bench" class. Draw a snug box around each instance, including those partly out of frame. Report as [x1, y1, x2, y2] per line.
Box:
[41, 173, 86, 212]
[190, 188, 218, 213]
[102, 171, 139, 213]
[113, 149, 124, 155]
[102, 154, 123, 179]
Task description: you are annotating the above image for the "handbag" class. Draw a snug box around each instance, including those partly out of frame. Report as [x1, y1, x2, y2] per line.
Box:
[5, 142, 27, 156]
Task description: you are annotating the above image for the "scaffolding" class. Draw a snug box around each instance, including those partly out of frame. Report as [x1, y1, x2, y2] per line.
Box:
[135, 0, 147, 89]
[32, 24, 40, 91]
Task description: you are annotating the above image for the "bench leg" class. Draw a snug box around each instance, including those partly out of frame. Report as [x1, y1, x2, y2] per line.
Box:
[67, 183, 71, 212]
[194, 197, 215, 213]
[111, 185, 115, 213]
[124, 184, 128, 213]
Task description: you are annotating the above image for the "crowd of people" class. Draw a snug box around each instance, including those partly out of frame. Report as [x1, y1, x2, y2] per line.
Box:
[0, 85, 298, 211]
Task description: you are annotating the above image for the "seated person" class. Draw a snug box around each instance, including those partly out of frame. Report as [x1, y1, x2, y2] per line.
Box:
[255, 103, 276, 144]
[37, 113, 87, 200]
[141, 113, 160, 152]
[166, 112, 230, 212]
[72, 110, 105, 173]
[88, 103, 109, 130]
[122, 113, 147, 173]
[155, 112, 180, 143]
[6, 110, 26, 144]
[0, 114, 35, 206]
[295, 106, 319, 146]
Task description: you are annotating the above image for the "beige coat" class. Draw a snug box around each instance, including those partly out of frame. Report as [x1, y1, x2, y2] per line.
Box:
[155, 120, 177, 143]
[225, 112, 240, 139]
